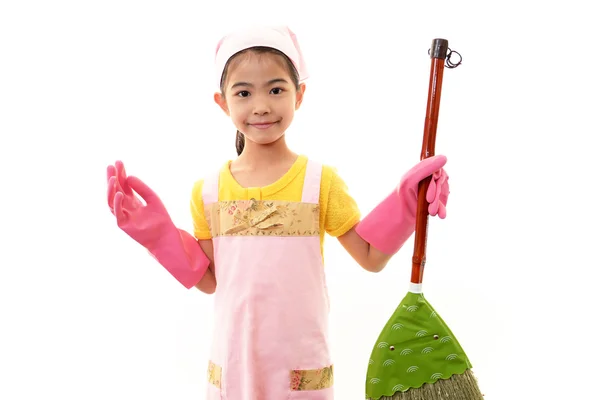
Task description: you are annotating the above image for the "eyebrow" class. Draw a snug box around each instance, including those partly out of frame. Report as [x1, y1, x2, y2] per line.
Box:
[230, 78, 289, 89]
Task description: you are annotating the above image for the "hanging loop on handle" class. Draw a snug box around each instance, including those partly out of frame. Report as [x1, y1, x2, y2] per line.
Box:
[428, 41, 463, 68]
[411, 38, 461, 285]
[445, 49, 462, 68]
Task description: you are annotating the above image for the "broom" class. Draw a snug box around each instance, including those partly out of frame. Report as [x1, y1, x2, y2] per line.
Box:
[364, 39, 484, 400]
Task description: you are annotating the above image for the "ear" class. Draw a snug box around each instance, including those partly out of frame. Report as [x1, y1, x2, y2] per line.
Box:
[214, 92, 230, 116]
[295, 83, 306, 110]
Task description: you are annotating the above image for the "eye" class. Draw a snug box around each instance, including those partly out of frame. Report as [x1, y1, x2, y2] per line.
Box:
[270, 87, 284, 95]
[236, 90, 250, 98]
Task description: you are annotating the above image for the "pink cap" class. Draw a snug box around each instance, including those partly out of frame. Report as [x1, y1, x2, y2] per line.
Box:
[214, 25, 308, 90]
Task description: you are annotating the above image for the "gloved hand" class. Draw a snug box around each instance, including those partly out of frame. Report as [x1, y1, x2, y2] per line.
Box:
[107, 161, 210, 289]
[355, 155, 450, 255]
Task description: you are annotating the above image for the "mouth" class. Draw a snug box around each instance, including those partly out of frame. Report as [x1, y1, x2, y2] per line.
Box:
[248, 120, 279, 130]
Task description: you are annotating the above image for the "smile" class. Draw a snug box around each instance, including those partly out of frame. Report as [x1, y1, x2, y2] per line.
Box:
[249, 121, 279, 130]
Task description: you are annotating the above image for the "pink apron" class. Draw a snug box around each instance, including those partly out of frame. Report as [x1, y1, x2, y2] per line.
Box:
[201, 159, 334, 400]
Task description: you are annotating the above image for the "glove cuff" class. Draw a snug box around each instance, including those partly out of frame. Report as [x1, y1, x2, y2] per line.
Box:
[355, 190, 415, 255]
[148, 228, 210, 289]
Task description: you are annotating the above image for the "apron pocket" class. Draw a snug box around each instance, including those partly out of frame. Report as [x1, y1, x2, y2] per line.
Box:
[288, 364, 334, 399]
[207, 360, 223, 399]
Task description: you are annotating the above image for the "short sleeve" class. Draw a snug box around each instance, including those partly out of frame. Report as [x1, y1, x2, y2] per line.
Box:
[321, 166, 361, 237]
[190, 179, 212, 240]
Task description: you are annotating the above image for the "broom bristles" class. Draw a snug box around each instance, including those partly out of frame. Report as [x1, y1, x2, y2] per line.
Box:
[375, 369, 484, 400]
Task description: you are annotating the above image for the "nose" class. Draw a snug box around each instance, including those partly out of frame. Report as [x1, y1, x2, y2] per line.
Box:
[252, 96, 271, 115]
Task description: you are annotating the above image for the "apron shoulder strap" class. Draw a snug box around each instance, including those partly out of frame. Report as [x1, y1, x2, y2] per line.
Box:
[201, 167, 221, 206]
[301, 159, 322, 204]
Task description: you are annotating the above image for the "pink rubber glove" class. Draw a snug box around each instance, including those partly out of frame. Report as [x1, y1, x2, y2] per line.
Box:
[107, 161, 210, 289]
[355, 155, 450, 255]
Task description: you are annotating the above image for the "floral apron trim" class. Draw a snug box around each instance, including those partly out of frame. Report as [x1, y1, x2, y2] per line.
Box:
[205, 199, 320, 237]
[290, 364, 334, 390]
[207, 360, 222, 389]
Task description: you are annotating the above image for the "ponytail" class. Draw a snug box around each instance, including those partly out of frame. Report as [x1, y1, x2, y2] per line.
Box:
[235, 130, 245, 156]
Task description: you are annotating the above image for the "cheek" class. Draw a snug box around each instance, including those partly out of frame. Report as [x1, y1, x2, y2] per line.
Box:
[278, 97, 297, 113]
[228, 103, 246, 120]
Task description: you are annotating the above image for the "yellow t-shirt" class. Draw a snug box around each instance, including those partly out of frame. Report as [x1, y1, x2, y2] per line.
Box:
[189, 155, 361, 256]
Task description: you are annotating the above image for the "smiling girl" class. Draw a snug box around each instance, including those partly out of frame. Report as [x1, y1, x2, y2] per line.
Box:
[107, 25, 450, 399]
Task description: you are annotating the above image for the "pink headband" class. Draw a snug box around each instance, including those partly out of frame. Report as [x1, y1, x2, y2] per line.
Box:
[214, 25, 308, 90]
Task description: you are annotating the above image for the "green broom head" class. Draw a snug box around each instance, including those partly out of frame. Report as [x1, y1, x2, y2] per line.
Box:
[365, 291, 474, 399]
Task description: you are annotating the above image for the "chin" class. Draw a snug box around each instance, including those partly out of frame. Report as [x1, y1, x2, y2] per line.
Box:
[243, 128, 287, 146]
[256, 135, 285, 145]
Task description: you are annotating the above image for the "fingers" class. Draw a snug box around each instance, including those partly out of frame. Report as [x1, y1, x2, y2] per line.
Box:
[434, 170, 446, 198]
[440, 175, 450, 206]
[127, 175, 160, 206]
[426, 178, 439, 216]
[107, 160, 131, 195]
[428, 197, 440, 216]
[438, 202, 447, 219]
[426, 167, 449, 218]
[114, 191, 127, 225]
[426, 177, 437, 203]
[428, 184, 441, 216]
[115, 160, 133, 196]
[107, 176, 117, 213]
[434, 171, 449, 219]
[107, 165, 116, 183]
[427, 168, 446, 205]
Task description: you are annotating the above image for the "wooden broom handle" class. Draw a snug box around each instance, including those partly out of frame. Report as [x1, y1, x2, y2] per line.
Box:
[411, 39, 449, 285]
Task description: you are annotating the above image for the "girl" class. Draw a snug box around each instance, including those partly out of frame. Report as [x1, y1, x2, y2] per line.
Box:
[106, 25, 449, 400]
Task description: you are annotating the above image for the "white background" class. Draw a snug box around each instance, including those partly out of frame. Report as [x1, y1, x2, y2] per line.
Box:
[1, 1, 598, 399]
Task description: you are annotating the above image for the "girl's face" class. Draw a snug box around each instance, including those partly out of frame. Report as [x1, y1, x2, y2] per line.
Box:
[215, 51, 305, 148]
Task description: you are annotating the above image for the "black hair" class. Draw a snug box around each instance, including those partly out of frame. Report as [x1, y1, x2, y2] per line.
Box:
[218, 46, 301, 156]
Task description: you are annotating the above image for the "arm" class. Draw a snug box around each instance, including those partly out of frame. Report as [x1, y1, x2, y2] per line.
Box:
[322, 158, 448, 273]
[106, 162, 211, 289]
[194, 239, 217, 294]
[188, 178, 219, 293]
[353, 155, 449, 267]
[338, 226, 392, 273]
[321, 166, 391, 273]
